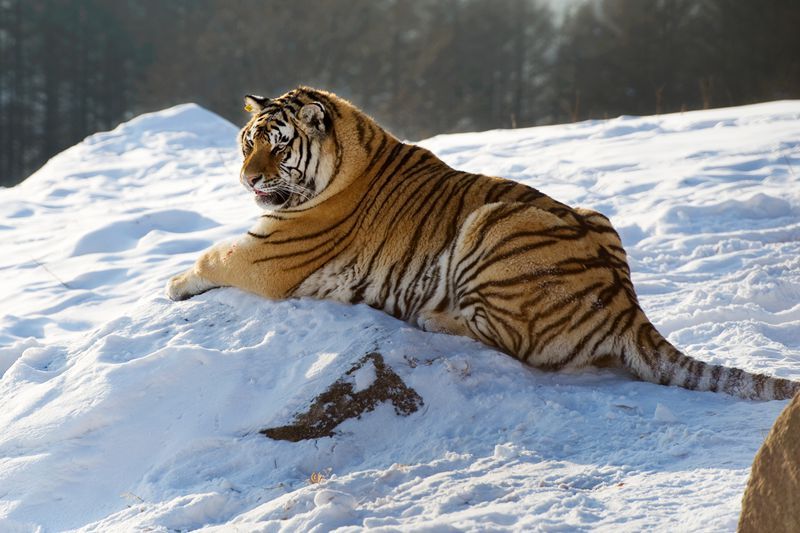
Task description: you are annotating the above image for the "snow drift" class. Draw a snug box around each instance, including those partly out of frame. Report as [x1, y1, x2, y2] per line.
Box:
[1, 101, 799, 531]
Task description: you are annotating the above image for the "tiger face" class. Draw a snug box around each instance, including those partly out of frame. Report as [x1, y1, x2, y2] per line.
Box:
[238, 92, 335, 209]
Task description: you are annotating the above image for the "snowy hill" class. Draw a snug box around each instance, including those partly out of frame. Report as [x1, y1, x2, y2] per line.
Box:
[1, 101, 800, 531]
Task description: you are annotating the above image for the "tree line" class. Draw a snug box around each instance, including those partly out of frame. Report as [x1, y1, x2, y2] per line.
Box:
[1, 0, 798, 187]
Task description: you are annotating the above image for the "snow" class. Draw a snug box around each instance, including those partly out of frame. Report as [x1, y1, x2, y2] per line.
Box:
[653, 403, 679, 424]
[350, 359, 377, 394]
[1, 100, 800, 531]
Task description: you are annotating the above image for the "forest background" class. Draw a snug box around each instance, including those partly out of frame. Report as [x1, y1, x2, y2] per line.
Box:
[1, 0, 798, 187]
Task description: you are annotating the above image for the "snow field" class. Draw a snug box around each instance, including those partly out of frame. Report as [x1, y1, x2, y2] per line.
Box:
[0, 101, 799, 531]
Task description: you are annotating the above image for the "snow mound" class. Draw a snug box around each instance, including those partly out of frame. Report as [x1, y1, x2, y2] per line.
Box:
[1, 101, 800, 531]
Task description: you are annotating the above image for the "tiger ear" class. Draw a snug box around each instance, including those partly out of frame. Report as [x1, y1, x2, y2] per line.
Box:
[244, 94, 269, 114]
[298, 102, 326, 136]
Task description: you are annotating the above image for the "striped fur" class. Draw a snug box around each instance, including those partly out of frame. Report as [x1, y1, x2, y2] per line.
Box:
[167, 87, 800, 401]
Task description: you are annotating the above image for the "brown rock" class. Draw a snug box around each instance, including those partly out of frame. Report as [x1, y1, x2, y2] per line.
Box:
[739, 392, 800, 532]
[262, 352, 423, 442]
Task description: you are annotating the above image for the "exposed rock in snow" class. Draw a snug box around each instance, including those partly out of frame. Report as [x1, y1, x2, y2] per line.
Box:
[262, 352, 423, 441]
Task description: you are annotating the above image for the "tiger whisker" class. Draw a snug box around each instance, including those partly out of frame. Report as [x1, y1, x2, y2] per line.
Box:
[275, 181, 314, 201]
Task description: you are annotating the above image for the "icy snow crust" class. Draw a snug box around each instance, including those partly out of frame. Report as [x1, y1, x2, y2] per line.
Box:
[1, 102, 799, 531]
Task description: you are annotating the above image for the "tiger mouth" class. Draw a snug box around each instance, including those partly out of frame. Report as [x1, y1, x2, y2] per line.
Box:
[254, 189, 290, 207]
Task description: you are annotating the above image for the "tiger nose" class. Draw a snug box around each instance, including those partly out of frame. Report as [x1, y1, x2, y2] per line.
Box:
[242, 172, 262, 188]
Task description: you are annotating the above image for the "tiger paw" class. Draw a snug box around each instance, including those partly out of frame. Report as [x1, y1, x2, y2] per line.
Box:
[165, 272, 192, 301]
[165, 270, 218, 301]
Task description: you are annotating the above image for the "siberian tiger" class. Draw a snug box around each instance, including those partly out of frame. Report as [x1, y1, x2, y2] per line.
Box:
[166, 86, 800, 401]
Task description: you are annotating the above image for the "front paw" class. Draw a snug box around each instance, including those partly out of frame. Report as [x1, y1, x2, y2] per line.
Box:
[165, 270, 217, 301]
[166, 272, 192, 301]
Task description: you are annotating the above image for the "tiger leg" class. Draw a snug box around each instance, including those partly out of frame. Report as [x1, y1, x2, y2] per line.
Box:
[417, 310, 471, 336]
[166, 236, 290, 301]
[165, 239, 243, 301]
[448, 202, 628, 368]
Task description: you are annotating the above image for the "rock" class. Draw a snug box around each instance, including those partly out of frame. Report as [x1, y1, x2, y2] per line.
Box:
[739, 392, 800, 532]
[262, 352, 423, 442]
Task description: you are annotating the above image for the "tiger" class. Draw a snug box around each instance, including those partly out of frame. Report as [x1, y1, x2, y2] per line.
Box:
[166, 86, 800, 401]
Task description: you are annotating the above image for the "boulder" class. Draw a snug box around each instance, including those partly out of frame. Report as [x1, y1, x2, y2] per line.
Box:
[739, 392, 800, 532]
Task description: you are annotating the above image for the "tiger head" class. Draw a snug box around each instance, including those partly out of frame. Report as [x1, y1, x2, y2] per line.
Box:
[238, 88, 340, 210]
